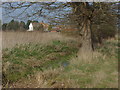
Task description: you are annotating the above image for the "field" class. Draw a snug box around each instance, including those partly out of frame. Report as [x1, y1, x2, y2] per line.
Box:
[2, 31, 77, 49]
[2, 31, 118, 88]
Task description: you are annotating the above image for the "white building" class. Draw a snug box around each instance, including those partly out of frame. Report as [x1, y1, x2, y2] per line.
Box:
[27, 23, 33, 31]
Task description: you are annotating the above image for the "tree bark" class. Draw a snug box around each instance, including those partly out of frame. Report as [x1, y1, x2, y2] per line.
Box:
[79, 18, 93, 53]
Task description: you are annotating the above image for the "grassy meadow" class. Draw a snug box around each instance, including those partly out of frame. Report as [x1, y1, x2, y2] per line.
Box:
[2, 31, 118, 88]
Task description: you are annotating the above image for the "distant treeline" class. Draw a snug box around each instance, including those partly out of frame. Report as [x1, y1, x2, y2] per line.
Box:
[2, 19, 117, 45]
[2, 20, 41, 31]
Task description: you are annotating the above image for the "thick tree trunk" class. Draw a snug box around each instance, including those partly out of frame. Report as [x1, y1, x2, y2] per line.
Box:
[79, 18, 93, 54]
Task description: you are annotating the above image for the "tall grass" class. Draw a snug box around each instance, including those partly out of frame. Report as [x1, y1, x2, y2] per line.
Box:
[2, 31, 118, 88]
[2, 35, 79, 87]
[2, 31, 76, 49]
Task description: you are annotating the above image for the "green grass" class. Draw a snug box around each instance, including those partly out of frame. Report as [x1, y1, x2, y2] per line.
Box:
[2, 38, 118, 88]
[2, 40, 78, 85]
[52, 38, 118, 88]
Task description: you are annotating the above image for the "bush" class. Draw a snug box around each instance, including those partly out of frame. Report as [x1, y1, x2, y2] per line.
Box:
[92, 23, 117, 45]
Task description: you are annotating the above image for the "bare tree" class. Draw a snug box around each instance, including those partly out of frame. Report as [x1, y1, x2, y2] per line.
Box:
[69, 2, 118, 52]
[2, 2, 118, 52]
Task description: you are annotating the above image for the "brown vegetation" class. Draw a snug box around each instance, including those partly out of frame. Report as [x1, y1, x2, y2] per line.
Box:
[2, 31, 118, 88]
[2, 31, 76, 49]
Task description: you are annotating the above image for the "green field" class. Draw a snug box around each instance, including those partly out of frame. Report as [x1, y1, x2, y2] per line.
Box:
[2, 36, 118, 88]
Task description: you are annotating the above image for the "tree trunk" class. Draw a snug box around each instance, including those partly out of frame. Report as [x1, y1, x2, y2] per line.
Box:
[79, 18, 93, 54]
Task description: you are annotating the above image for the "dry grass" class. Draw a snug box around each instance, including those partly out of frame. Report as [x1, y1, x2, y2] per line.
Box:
[2, 31, 76, 49]
[58, 50, 118, 88]
[67, 38, 118, 88]
[11, 67, 64, 88]
[76, 51, 102, 64]
[2, 31, 118, 88]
